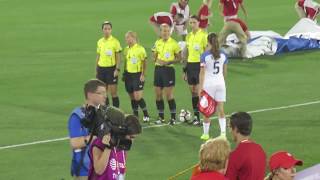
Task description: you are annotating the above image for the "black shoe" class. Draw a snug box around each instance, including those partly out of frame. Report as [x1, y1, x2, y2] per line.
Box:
[154, 117, 165, 124]
[190, 118, 201, 126]
[169, 119, 176, 126]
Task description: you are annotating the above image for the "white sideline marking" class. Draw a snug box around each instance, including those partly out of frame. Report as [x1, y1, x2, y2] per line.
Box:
[0, 100, 319, 150]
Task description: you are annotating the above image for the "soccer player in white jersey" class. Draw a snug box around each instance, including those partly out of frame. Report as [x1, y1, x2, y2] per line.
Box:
[199, 33, 228, 141]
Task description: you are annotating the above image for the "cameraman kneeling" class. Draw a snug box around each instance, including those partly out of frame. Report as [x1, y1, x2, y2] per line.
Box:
[88, 114, 142, 180]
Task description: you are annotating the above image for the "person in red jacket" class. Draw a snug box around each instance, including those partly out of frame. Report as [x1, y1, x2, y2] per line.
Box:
[219, 0, 247, 21]
[190, 138, 230, 180]
[198, 0, 213, 30]
[226, 112, 266, 180]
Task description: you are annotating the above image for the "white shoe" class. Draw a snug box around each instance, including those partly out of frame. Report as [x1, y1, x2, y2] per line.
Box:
[143, 116, 150, 123]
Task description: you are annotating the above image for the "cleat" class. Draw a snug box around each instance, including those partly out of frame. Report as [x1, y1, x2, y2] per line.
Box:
[169, 119, 176, 125]
[154, 117, 165, 125]
[200, 134, 210, 141]
[189, 118, 201, 126]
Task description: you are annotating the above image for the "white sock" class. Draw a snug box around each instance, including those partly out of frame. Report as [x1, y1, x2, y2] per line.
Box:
[219, 117, 226, 134]
[203, 122, 210, 135]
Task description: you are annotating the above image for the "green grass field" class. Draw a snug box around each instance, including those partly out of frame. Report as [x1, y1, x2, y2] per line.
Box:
[1, 0, 320, 179]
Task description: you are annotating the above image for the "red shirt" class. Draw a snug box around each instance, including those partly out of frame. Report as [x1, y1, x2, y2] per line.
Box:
[171, 2, 186, 16]
[191, 171, 227, 180]
[297, 0, 320, 20]
[149, 12, 173, 26]
[198, 4, 209, 29]
[170, 2, 189, 25]
[227, 18, 248, 32]
[220, 0, 243, 17]
[226, 140, 266, 180]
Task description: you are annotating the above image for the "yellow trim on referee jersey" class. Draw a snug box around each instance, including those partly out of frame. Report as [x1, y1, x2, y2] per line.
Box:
[124, 43, 147, 73]
[152, 37, 181, 67]
[97, 35, 122, 67]
[186, 29, 208, 63]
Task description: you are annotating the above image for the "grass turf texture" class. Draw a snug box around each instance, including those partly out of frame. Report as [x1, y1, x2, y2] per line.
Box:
[0, 0, 320, 179]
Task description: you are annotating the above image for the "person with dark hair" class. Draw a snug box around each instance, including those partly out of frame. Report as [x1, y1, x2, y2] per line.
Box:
[199, 33, 227, 140]
[68, 79, 106, 180]
[184, 15, 208, 125]
[265, 151, 303, 180]
[96, 21, 122, 108]
[152, 24, 181, 125]
[226, 112, 267, 180]
[88, 110, 142, 180]
[123, 31, 150, 123]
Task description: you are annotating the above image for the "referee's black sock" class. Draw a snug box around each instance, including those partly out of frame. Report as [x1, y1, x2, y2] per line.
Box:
[112, 97, 120, 108]
[156, 100, 164, 119]
[105, 97, 110, 106]
[131, 100, 139, 117]
[168, 99, 176, 120]
[192, 96, 200, 120]
[138, 98, 149, 117]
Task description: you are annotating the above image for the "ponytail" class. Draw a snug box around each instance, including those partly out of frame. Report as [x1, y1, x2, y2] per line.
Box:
[207, 33, 220, 60]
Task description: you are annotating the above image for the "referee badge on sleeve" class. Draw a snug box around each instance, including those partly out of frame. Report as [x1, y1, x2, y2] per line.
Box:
[198, 90, 217, 118]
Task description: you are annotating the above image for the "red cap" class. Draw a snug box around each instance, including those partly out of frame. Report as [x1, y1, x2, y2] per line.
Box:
[269, 151, 303, 171]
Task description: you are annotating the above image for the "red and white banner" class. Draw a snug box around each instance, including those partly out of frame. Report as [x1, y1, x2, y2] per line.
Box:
[198, 90, 217, 118]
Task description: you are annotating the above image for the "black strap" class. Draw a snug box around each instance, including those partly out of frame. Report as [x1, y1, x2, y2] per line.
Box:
[74, 133, 94, 176]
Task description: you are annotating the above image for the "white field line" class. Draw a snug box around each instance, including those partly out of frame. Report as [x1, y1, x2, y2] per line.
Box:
[0, 100, 319, 150]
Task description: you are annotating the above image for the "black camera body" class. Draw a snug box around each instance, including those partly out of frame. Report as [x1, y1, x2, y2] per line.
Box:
[81, 105, 132, 151]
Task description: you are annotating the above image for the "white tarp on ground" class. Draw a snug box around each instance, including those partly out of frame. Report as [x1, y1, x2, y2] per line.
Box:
[294, 164, 320, 180]
[178, 18, 320, 59]
[285, 18, 320, 39]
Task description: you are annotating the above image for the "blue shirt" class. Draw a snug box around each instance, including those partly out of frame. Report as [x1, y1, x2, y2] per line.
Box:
[68, 107, 90, 176]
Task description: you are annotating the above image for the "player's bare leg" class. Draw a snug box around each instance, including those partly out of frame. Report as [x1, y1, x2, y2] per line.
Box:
[295, 2, 307, 19]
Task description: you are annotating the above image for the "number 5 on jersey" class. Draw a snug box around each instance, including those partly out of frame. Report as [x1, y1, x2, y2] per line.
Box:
[213, 61, 220, 74]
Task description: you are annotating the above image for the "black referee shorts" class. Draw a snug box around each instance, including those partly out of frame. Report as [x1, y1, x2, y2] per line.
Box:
[186, 62, 200, 85]
[154, 66, 175, 88]
[96, 66, 118, 85]
[124, 72, 144, 93]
